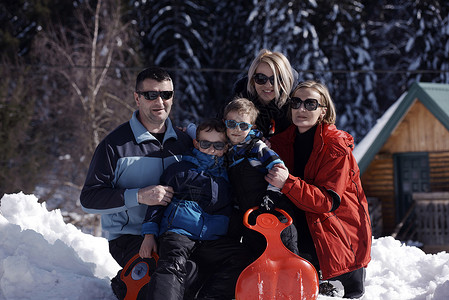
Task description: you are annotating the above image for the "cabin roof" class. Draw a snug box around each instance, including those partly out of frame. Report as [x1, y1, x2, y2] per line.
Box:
[354, 82, 449, 174]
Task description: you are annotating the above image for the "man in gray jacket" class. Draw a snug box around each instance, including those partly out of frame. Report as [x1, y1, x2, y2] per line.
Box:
[80, 66, 192, 267]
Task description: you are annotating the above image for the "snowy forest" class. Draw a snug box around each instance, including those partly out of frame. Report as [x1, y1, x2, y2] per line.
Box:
[1, 0, 448, 230]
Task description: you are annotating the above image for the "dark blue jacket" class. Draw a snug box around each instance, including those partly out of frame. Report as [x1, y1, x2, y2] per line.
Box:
[80, 111, 192, 240]
[142, 149, 232, 240]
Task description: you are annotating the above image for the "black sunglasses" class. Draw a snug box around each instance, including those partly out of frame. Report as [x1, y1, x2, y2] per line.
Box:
[224, 119, 253, 131]
[136, 90, 174, 100]
[290, 97, 325, 111]
[198, 140, 226, 150]
[253, 73, 275, 85]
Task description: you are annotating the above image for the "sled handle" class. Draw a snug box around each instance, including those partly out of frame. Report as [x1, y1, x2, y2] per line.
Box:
[243, 206, 293, 231]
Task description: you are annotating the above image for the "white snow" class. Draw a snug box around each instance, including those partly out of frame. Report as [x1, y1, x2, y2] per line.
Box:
[0, 192, 120, 300]
[1, 192, 449, 299]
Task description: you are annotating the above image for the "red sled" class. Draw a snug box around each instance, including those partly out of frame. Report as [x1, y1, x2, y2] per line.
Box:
[235, 207, 319, 300]
[120, 253, 159, 300]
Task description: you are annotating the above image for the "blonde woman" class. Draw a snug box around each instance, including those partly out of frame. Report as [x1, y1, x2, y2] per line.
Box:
[230, 49, 297, 137]
[267, 80, 372, 298]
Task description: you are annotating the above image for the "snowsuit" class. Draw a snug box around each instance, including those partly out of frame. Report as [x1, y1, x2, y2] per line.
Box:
[226, 129, 299, 260]
[270, 123, 372, 283]
[142, 148, 250, 300]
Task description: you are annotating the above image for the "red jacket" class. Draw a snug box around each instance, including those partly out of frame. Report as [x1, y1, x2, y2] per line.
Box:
[270, 123, 372, 279]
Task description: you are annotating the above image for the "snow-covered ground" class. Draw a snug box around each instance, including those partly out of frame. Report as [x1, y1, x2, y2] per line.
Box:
[1, 192, 449, 300]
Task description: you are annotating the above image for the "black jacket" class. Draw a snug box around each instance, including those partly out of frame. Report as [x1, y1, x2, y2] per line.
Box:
[227, 76, 291, 138]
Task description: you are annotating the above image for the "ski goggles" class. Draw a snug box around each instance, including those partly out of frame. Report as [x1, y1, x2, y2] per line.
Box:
[290, 97, 325, 111]
[198, 140, 226, 150]
[253, 73, 275, 85]
[136, 90, 174, 100]
[224, 120, 253, 131]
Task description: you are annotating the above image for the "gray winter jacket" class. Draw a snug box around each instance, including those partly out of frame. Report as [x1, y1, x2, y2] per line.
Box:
[80, 110, 192, 240]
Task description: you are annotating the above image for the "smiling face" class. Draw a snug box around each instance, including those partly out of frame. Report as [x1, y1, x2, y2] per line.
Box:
[134, 78, 173, 133]
[254, 62, 275, 105]
[291, 87, 327, 133]
[224, 110, 253, 145]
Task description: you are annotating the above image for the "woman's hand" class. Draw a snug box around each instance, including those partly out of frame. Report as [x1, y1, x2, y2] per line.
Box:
[265, 163, 289, 189]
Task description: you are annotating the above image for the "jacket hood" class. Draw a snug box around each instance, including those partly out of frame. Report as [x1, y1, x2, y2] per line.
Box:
[320, 124, 355, 153]
[183, 148, 228, 181]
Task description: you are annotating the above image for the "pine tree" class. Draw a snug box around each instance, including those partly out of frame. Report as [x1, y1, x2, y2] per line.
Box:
[240, 0, 295, 66]
[403, 1, 449, 85]
[284, 1, 330, 83]
[366, 0, 449, 114]
[0, 0, 75, 58]
[365, 1, 408, 112]
[442, 2, 449, 83]
[206, 0, 254, 108]
[314, 0, 378, 142]
[134, 0, 213, 125]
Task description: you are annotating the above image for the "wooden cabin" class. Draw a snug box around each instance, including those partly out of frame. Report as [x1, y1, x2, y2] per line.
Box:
[353, 82, 449, 252]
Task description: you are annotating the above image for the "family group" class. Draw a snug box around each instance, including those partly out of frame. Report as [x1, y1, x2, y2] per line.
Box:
[80, 49, 372, 300]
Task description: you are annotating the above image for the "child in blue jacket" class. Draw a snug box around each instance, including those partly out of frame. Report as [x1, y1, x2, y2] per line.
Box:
[139, 118, 249, 300]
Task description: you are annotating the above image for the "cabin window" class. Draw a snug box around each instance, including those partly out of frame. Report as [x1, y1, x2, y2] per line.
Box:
[393, 152, 430, 224]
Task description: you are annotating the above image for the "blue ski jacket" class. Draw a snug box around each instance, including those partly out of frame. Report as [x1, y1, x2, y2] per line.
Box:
[80, 111, 192, 240]
[142, 148, 232, 240]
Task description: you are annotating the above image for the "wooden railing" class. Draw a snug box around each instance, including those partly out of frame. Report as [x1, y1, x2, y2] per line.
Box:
[413, 192, 449, 246]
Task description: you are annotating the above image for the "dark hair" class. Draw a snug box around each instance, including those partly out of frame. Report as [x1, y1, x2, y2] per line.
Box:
[135, 67, 172, 91]
[196, 118, 226, 138]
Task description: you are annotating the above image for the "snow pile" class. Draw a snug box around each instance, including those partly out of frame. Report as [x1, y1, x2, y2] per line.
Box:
[0, 192, 120, 300]
[365, 237, 449, 299]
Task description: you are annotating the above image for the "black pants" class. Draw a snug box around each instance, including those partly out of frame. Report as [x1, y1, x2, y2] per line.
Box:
[330, 267, 366, 299]
[109, 234, 144, 268]
[147, 232, 250, 300]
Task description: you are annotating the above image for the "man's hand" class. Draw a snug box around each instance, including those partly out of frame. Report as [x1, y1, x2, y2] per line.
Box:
[265, 164, 289, 189]
[138, 185, 174, 206]
[139, 234, 157, 258]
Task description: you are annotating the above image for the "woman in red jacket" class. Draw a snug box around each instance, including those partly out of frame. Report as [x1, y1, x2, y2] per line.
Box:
[266, 80, 372, 298]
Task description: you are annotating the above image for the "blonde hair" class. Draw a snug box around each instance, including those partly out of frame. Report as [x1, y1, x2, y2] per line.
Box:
[290, 80, 336, 125]
[247, 49, 294, 109]
[223, 98, 259, 124]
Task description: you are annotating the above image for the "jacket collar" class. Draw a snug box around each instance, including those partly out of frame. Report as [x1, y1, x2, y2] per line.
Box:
[129, 110, 178, 144]
[278, 123, 327, 154]
[271, 122, 354, 153]
[183, 148, 228, 180]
